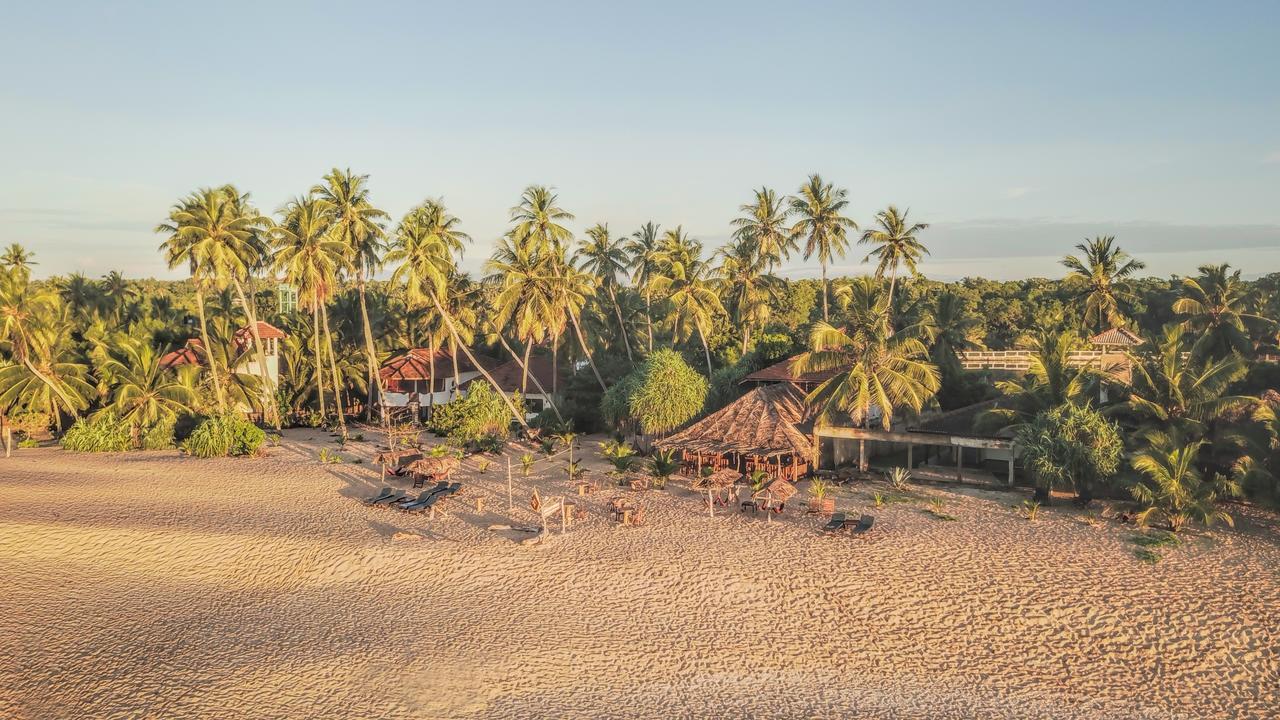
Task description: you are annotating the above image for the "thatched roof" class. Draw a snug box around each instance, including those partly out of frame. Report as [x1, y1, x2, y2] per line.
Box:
[407, 456, 460, 475]
[657, 384, 815, 460]
[693, 468, 741, 489]
[741, 355, 841, 387]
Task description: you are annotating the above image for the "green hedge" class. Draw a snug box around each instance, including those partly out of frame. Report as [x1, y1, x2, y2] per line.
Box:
[60, 413, 132, 452]
[183, 414, 266, 458]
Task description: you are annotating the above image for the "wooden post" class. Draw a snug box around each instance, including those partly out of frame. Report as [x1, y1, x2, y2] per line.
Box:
[1008, 444, 1016, 487]
[907, 441, 913, 469]
[955, 446, 963, 483]
[561, 503, 567, 534]
[708, 487, 715, 518]
[506, 457, 513, 512]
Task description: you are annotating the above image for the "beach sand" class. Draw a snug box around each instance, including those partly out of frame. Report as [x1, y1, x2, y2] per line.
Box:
[2, 429, 1277, 719]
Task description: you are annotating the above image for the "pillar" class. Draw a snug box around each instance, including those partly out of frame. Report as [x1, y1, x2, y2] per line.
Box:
[907, 441, 913, 469]
[955, 446, 963, 483]
[1007, 444, 1016, 487]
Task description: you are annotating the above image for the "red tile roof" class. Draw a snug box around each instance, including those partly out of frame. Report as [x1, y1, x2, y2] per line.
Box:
[741, 355, 842, 386]
[459, 354, 558, 394]
[160, 340, 203, 369]
[379, 348, 499, 382]
[235, 321, 288, 341]
[1089, 327, 1143, 346]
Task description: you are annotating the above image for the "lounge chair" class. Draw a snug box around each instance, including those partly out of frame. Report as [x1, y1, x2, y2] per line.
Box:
[363, 487, 395, 505]
[821, 512, 848, 533]
[409, 482, 463, 514]
[850, 514, 875, 535]
[393, 485, 447, 511]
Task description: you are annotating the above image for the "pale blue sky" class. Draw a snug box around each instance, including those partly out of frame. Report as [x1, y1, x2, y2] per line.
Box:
[2, 1, 1278, 280]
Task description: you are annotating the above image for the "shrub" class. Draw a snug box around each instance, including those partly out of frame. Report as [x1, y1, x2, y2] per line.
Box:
[428, 383, 523, 442]
[1016, 403, 1123, 505]
[141, 417, 176, 450]
[887, 467, 911, 492]
[61, 413, 131, 452]
[648, 448, 681, 489]
[601, 349, 708, 435]
[183, 414, 266, 458]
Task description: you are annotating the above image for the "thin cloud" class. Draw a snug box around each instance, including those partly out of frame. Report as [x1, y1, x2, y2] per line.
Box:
[1003, 186, 1033, 199]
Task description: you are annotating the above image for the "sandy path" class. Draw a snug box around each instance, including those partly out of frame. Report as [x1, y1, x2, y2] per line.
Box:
[1, 429, 1277, 719]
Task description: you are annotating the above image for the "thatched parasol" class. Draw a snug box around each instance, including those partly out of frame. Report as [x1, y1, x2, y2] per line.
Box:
[765, 480, 796, 504]
[407, 456, 460, 477]
[374, 448, 418, 466]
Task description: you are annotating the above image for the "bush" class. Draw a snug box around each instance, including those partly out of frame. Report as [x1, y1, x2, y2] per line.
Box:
[183, 414, 266, 458]
[61, 413, 132, 452]
[141, 416, 177, 450]
[602, 349, 708, 435]
[427, 383, 523, 442]
[1016, 403, 1123, 504]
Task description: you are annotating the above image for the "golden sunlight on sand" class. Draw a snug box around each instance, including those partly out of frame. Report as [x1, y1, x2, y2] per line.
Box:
[2, 429, 1277, 719]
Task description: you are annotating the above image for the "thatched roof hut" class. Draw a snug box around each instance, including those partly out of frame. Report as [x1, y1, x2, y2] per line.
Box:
[657, 384, 816, 461]
[407, 456, 461, 476]
[694, 468, 741, 489]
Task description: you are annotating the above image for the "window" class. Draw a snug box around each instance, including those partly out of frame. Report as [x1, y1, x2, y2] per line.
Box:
[277, 284, 298, 314]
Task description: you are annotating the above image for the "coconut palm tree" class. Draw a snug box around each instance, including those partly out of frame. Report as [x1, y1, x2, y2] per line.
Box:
[272, 194, 351, 425]
[1173, 264, 1273, 361]
[924, 289, 984, 374]
[789, 174, 857, 321]
[651, 228, 723, 377]
[977, 329, 1096, 432]
[0, 244, 35, 277]
[98, 271, 136, 323]
[624, 221, 663, 352]
[1059, 236, 1146, 334]
[715, 235, 779, 353]
[93, 337, 198, 445]
[792, 320, 941, 469]
[0, 266, 91, 423]
[1130, 434, 1241, 531]
[59, 273, 101, 317]
[574, 223, 634, 365]
[312, 168, 390, 424]
[508, 185, 575, 255]
[388, 204, 530, 430]
[859, 206, 929, 319]
[486, 234, 561, 393]
[731, 187, 794, 271]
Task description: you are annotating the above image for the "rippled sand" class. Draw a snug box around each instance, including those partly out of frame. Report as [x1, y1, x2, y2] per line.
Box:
[2, 429, 1277, 719]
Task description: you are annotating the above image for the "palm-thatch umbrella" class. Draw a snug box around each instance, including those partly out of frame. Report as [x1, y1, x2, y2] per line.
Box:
[694, 468, 741, 517]
[374, 448, 421, 481]
[407, 456, 460, 482]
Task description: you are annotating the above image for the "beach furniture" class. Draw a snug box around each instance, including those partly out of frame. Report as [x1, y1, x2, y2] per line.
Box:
[362, 487, 395, 505]
[406, 456, 460, 489]
[411, 481, 464, 515]
[850, 514, 875, 535]
[394, 484, 447, 511]
[821, 512, 848, 533]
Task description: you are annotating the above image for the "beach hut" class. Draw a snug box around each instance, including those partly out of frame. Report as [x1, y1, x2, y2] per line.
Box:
[406, 456, 461, 488]
[656, 384, 816, 483]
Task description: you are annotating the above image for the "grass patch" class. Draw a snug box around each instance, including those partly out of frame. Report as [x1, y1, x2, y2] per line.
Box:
[925, 498, 957, 521]
[1129, 530, 1179, 565]
[1133, 547, 1161, 564]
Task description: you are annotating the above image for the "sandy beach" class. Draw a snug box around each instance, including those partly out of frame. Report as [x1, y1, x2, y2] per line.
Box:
[2, 429, 1277, 719]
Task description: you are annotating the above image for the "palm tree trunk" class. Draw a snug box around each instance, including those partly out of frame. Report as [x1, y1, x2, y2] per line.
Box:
[21, 358, 81, 420]
[497, 332, 563, 421]
[194, 286, 226, 413]
[320, 302, 346, 436]
[886, 264, 898, 324]
[450, 337, 460, 399]
[821, 262, 830, 322]
[432, 294, 529, 431]
[699, 326, 713, 378]
[645, 293, 654, 352]
[569, 311, 608, 391]
[427, 333, 436, 420]
[608, 286, 634, 366]
[552, 335, 559, 395]
[522, 341, 532, 394]
[230, 280, 276, 428]
[312, 302, 326, 418]
[355, 271, 385, 426]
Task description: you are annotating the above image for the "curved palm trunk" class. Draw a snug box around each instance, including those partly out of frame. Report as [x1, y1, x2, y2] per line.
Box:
[320, 302, 346, 436]
[698, 325, 713, 378]
[194, 287, 226, 413]
[355, 272, 387, 426]
[450, 337, 461, 399]
[427, 333, 436, 420]
[521, 341, 532, 394]
[311, 302, 326, 418]
[231, 280, 277, 428]
[569, 311, 607, 391]
[645, 293, 655, 352]
[821, 261, 830, 322]
[432, 294, 529, 432]
[497, 332, 563, 421]
[608, 286, 634, 366]
[22, 358, 81, 421]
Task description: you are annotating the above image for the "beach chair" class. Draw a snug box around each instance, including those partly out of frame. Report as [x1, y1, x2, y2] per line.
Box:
[394, 484, 447, 511]
[362, 487, 395, 505]
[849, 514, 875, 536]
[821, 512, 848, 533]
[411, 482, 463, 515]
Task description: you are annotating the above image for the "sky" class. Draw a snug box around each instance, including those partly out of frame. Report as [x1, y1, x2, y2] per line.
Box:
[2, 0, 1278, 282]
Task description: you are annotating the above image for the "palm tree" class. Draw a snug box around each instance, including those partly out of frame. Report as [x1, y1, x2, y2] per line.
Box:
[1130, 434, 1242, 531]
[59, 273, 100, 317]
[98, 271, 136, 323]
[574, 223, 634, 365]
[715, 235, 779, 353]
[388, 203, 530, 431]
[793, 320, 941, 470]
[1060, 236, 1146, 333]
[312, 168, 390, 424]
[731, 187, 794, 271]
[789, 174, 857, 321]
[623, 222, 662, 352]
[1173, 264, 1273, 361]
[859, 206, 929, 319]
[0, 244, 35, 276]
[651, 228, 723, 377]
[157, 194, 226, 412]
[508, 185, 576, 255]
[93, 337, 198, 445]
[273, 194, 351, 425]
[0, 267, 91, 422]
[486, 234, 561, 393]
[977, 329, 1095, 432]
[924, 289, 984, 374]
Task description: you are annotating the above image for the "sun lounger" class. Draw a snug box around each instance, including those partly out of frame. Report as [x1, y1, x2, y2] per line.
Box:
[850, 514, 875, 535]
[821, 512, 848, 533]
[410, 482, 463, 514]
[363, 487, 395, 505]
[394, 484, 447, 511]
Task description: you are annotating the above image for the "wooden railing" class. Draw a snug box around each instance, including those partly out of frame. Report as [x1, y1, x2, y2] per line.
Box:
[956, 350, 1114, 371]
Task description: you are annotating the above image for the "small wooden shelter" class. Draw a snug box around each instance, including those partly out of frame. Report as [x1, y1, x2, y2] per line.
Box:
[657, 384, 815, 483]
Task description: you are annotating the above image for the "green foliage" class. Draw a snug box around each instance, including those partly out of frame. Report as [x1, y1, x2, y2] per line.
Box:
[925, 497, 957, 521]
[318, 447, 343, 464]
[471, 434, 504, 454]
[520, 453, 535, 476]
[887, 467, 911, 492]
[648, 448, 681, 489]
[60, 413, 132, 452]
[141, 416, 176, 450]
[1019, 500, 1041, 521]
[18, 437, 40, 448]
[599, 439, 637, 472]
[183, 414, 266, 458]
[602, 349, 707, 435]
[1016, 403, 1123, 503]
[427, 383, 523, 442]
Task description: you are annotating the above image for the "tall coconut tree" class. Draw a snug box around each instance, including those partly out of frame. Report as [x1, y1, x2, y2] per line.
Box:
[574, 223, 634, 365]
[924, 289, 984, 374]
[272, 194, 351, 425]
[624, 221, 663, 352]
[789, 174, 857, 321]
[0, 272, 91, 426]
[312, 168, 390, 424]
[388, 206, 530, 431]
[651, 228, 723, 377]
[157, 195, 226, 412]
[92, 336, 198, 445]
[1173, 264, 1273, 361]
[792, 319, 941, 469]
[715, 235, 779, 353]
[508, 185, 576, 255]
[731, 187, 794, 271]
[1, 244, 35, 276]
[859, 205, 929, 320]
[977, 329, 1096, 432]
[1130, 434, 1242, 531]
[486, 234, 561, 393]
[59, 273, 101, 317]
[1060, 236, 1146, 333]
